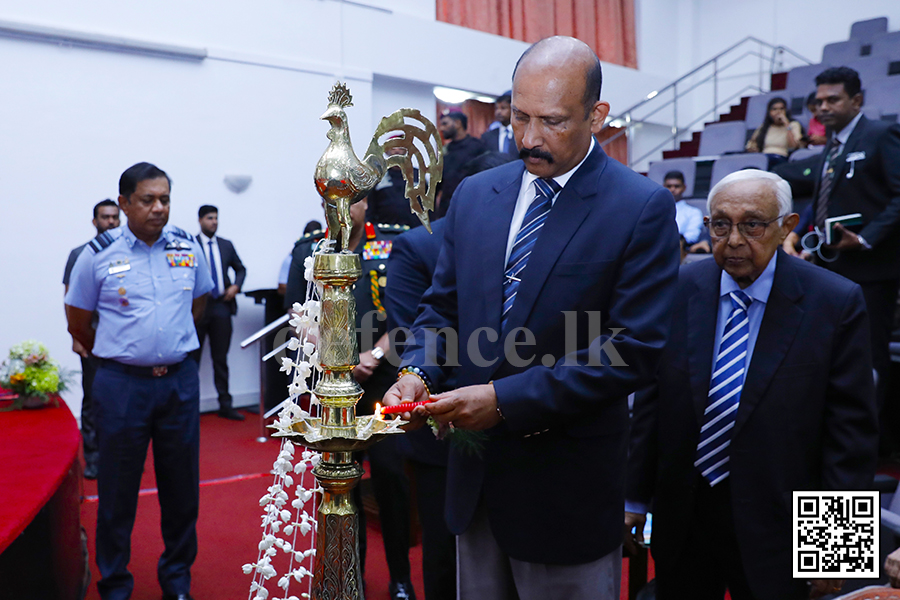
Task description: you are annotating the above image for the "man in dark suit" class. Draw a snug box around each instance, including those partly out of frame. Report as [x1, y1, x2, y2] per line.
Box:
[193, 204, 247, 420]
[383, 36, 680, 599]
[627, 170, 878, 600]
[782, 67, 900, 419]
[481, 91, 520, 160]
[384, 219, 456, 600]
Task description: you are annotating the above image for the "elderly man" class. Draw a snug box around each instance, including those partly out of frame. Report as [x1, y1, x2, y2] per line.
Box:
[627, 169, 878, 600]
[384, 36, 680, 599]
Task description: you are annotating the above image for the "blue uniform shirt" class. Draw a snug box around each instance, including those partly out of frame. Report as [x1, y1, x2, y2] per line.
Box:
[65, 224, 215, 366]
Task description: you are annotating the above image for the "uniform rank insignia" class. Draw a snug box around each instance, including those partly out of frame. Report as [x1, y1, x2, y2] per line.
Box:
[363, 240, 392, 261]
[166, 253, 195, 268]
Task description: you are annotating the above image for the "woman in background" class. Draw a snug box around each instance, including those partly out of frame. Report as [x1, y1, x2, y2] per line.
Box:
[746, 96, 805, 167]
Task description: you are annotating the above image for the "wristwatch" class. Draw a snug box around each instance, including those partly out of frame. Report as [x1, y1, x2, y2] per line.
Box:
[370, 346, 385, 361]
[856, 233, 872, 250]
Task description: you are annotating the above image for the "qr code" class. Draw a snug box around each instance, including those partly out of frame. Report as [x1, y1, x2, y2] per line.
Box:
[793, 491, 879, 578]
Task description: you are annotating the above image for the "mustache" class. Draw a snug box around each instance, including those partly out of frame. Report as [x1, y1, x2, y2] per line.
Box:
[519, 147, 554, 163]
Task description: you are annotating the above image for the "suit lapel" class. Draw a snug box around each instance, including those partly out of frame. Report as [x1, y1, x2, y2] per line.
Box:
[500, 145, 604, 337]
[829, 115, 868, 199]
[476, 164, 523, 358]
[689, 264, 721, 424]
[731, 252, 804, 439]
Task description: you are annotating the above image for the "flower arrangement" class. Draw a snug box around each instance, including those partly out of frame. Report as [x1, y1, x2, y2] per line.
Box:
[0, 340, 69, 409]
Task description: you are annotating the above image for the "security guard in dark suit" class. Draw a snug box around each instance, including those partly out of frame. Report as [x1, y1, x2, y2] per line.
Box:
[284, 197, 417, 600]
[65, 163, 213, 600]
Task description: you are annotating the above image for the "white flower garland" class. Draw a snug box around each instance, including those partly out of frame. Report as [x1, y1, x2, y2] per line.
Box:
[245, 252, 324, 600]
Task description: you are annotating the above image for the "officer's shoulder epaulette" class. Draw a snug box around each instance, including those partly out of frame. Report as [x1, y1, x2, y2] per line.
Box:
[169, 226, 194, 242]
[378, 223, 410, 233]
[296, 229, 326, 245]
[88, 228, 122, 254]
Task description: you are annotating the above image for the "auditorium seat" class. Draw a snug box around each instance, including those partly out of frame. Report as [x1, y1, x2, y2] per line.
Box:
[850, 17, 889, 42]
[744, 92, 782, 131]
[646, 158, 697, 197]
[847, 56, 891, 86]
[786, 63, 829, 116]
[698, 122, 746, 157]
[823, 40, 864, 65]
[709, 154, 769, 189]
[685, 198, 708, 216]
[789, 148, 823, 162]
[871, 31, 900, 59]
[864, 78, 900, 119]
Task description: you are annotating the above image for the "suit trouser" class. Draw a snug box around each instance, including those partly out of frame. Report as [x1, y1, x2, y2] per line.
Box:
[654, 476, 807, 600]
[366, 435, 413, 583]
[193, 299, 233, 409]
[411, 461, 456, 600]
[93, 359, 200, 600]
[859, 279, 899, 414]
[457, 502, 621, 600]
[81, 354, 99, 467]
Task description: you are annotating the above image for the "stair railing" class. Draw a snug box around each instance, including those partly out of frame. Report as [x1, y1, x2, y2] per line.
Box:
[601, 36, 812, 168]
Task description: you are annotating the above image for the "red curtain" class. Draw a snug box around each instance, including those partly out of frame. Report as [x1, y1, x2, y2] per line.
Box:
[436, 99, 497, 139]
[436, 0, 637, 69]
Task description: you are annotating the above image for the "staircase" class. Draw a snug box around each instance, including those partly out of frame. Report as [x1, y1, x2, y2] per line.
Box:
[661, 70, 787, 160]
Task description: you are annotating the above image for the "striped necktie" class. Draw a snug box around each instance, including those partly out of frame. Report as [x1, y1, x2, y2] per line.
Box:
[695, 290, 752, 486]
[814, 140, 842, 230]
[501, 177, 561, 331]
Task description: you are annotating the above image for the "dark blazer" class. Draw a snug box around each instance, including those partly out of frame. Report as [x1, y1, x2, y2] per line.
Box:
[811, 115, 900, 282]
[384, 219, 450, 467]
[200, 235, 247, 315]
[628, 252, 878, 599]
[401, 143, 681, 565]
[481, 126, 520, 159]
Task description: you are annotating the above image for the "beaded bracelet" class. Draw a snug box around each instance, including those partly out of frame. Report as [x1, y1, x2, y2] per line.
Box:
[398, 365, 432, 397]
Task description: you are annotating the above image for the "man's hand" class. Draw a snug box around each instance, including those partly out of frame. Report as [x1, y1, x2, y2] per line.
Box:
[825, 224, 862, 251]
[424, 384, 502, 431]
[353, 350, 379, 383]
[885, 547, 900, 587]
[783, 231, 802, 257]
[72, 338, 89, 358]
[223, 284, 240, 302]
[382, 374, 431, 430]
[689, 240, 711, 254]
[808, 579, 843, 598]
[623, 511, 646, 557]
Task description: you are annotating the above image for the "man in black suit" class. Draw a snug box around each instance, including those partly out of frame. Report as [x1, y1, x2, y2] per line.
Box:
[628, 170, 878, 600]
[384, 36, 680, 599]
[384, 219, 456, 600]
[480, 91, 520, 160]
[782, 66, 900, 436]
[437, 111, 487, 218]
[194, 205, 247, 420]
[63, 198, 120, 479]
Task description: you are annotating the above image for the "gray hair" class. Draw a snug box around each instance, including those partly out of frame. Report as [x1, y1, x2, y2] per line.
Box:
[707, 169, 793, 221]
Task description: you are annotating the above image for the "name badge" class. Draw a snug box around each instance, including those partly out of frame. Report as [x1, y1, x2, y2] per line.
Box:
[166, 253, 195, 268]
[108, 260, 131, 275]
[845, 151, 866, 179]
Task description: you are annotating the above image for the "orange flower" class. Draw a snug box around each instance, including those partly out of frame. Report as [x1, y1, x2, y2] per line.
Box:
[9, 373, 26, 385]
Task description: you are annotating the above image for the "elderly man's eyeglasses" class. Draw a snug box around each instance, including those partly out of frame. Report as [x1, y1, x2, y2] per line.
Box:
[705, 216, 785, 239]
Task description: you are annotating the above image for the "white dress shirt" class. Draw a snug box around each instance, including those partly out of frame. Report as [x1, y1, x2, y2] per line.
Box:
[199, 231, 225, 297]
[505, 137, 595, 264]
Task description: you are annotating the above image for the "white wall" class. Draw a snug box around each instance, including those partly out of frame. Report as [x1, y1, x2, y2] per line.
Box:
[0, 0, 666, 417]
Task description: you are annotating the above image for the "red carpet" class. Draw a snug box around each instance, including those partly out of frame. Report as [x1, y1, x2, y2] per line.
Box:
[80, 411, 644, 599]
[80, 412, 425, 600]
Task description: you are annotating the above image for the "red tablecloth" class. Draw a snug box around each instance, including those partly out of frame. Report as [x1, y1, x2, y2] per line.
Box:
[0, 398, 80, 553]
